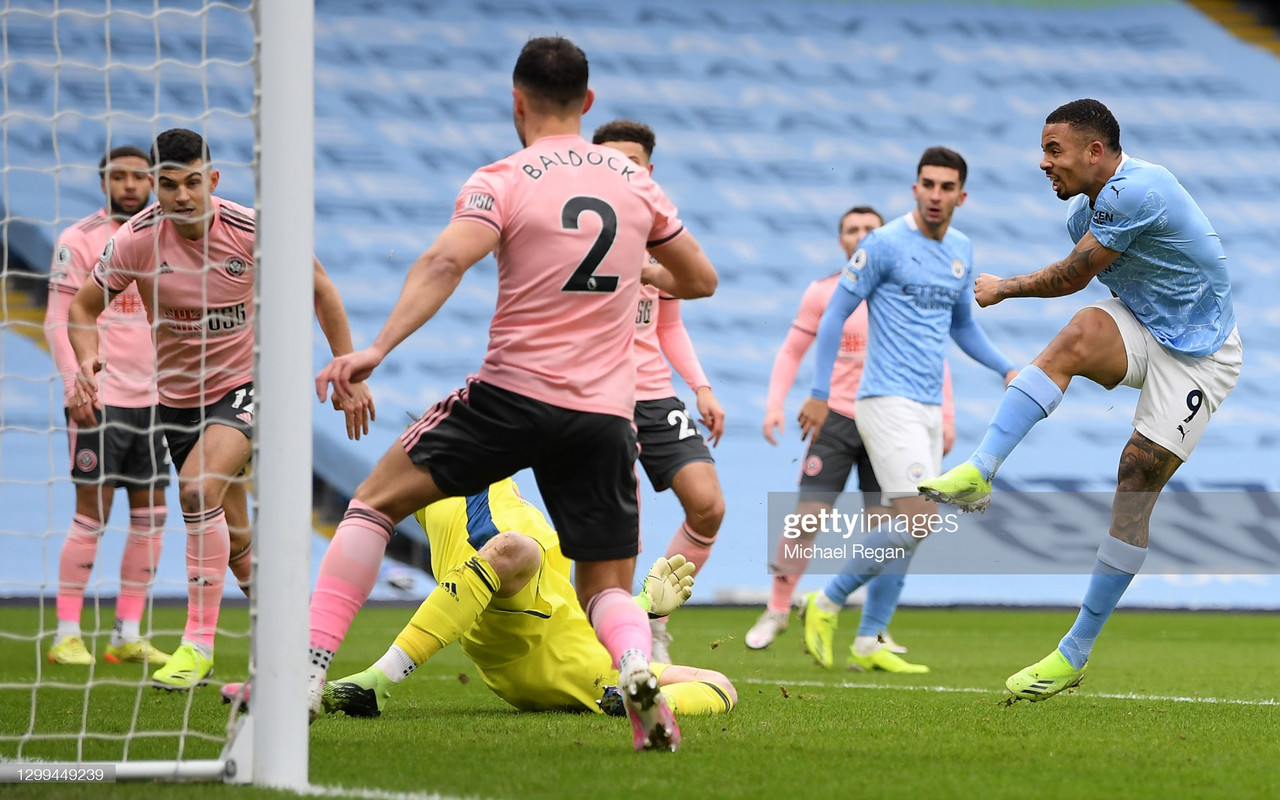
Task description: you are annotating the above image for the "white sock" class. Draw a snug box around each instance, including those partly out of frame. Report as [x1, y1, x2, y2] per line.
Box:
[182, 638, 214, 660]
[853, 634, 883, 657]
[374, 645, 418, 683]
[814, 593, 841, 615]
[56, 620, 82, 642]
[111, 618, 141, 647]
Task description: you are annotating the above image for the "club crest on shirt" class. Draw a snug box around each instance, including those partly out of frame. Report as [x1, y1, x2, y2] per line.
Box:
[804, 455, 824, 477]
[55, 245, 72, 266]
[906, 462, 926, 482]
[225, 258, 247, 276]
[951, 259, 964, 278]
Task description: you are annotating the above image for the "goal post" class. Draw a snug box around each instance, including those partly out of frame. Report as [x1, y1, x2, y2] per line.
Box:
[242, 0, 314, 789]
[0, 0, 313, 788]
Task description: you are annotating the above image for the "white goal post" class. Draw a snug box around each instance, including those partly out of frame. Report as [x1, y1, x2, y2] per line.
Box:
[0, 0, 313, 789]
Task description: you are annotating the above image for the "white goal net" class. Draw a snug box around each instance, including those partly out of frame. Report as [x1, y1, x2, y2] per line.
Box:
[1, 0, 312, 787]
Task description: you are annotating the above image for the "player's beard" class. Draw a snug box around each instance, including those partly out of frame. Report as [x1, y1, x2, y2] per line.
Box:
[109, 196, 147, 220]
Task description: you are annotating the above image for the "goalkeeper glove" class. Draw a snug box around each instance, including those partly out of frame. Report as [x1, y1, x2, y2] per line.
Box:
[635, 554, 696, 618]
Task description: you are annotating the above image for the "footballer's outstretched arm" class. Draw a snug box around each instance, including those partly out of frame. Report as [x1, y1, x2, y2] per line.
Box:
[316, 220, 498, 404]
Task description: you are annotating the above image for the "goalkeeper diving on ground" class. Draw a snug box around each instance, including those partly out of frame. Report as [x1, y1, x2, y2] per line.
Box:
[223, 478, 735, 742]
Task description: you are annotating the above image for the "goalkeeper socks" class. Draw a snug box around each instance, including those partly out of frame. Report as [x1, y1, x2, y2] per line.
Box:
[666, 522, 714, 574]
[118, 507, 165, 626]
[823, 525, 920, 607]
[183, 506, 229, 650]
[1058, 537, 1147, 669]
[967, 365, 1063, 481]
[587, 586, 652, 668]
[858, 571, 909, 639]
[374, 645, 418, 683]
[661, 681, 736, 716]
[309, 500, 393, 654]
[56, 514, 104, 626]
[393, 556, 500, 665]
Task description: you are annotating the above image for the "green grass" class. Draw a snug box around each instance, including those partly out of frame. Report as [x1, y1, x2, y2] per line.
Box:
[1, 605, 1277, 799]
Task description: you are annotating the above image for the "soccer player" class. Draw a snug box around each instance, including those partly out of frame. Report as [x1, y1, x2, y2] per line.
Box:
[746, 206, 957, 670]
[222, 478, 736, 730]
[308, 38, 716, 751]
[798, 148, 1018, 670]
[920, 99, 1242, 701]
[592, 119, 726, 665]
[68, 128, 374, 690]
[44, 146, 171, 667]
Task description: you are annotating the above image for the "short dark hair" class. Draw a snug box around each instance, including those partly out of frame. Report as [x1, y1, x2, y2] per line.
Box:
[98, 145, 151, 178]
[917, 147, 967, 186]
[512, 37, 589, 109]
[591, 120, 656, 158]
[152, 128, 210, 169]
[838, 205, 883, 231]
[1045, 98, 1122, 153]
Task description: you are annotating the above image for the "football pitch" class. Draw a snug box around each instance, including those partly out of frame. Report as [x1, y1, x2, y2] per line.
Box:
[2, 604, 1276, 800]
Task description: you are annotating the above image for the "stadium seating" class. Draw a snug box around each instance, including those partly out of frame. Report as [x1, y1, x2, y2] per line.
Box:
[4, 0, 1277, 606]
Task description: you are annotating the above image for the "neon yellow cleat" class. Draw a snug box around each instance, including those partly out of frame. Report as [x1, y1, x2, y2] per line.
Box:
[322, 666, 395, 718]
[800, 592, 838, 669]
[917, 462, 992, 513]
[150, 643, 213, 690]
[1005, 649, 1086, 702]
[47, 636, 93, 665]
[105, 639, 170, 666]
[847, 646, 929, 674]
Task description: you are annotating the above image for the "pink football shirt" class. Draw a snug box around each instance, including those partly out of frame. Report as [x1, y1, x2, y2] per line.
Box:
[634, 282, 709, 402]
[453, 134, 685, 419]
[93, 197, 255, 408]
[46, 210, 157, 408]
[794, 273, 867, 418]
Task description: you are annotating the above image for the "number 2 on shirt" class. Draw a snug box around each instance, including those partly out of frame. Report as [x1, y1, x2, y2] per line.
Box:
[560, 196, 618, 293]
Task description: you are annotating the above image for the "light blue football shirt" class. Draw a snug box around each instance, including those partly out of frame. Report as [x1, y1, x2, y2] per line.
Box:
[811, 213, 1013, 405]
[1066, 156, 1236, 357]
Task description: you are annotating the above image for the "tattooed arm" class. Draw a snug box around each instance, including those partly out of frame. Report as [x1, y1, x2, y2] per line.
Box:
[973, 231, 1121, 308]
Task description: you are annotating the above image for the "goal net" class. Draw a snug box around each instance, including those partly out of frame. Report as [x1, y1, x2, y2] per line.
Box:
[1, 0, 312, 787]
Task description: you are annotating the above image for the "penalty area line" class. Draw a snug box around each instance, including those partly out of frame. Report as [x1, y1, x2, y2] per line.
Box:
[739, 677, 1279, 706]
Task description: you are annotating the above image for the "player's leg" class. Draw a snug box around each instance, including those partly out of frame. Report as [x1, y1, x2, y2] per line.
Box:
[537, 410, 677, 751]
[1008, 323, 1240, 700]
[634, 398, 721, 662]
[654, 664, 737, 715]
[748, 411, 858, 650]
[222, 482, 252, 596]
[808, 399, 937, 670]
[845, 433, 915, 661]
[324, 531, 542, 718]
[152, 420, 249, 689]
[1006, 431, 1179, 701]
[107, 407, 170, 665]
[655, 459, 721, 662]
[922, 303, 1127, 510]
[50, 410, 114, 664]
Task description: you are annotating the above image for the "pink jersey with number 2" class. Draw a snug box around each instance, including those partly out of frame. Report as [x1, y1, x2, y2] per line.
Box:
[452, 134, 685, 419]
